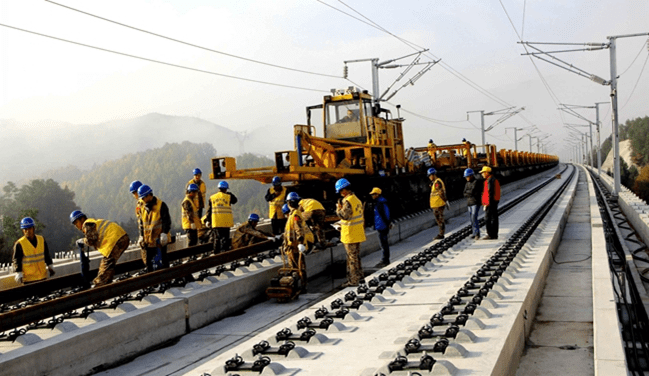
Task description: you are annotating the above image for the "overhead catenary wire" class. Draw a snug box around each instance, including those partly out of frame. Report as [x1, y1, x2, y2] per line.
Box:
[621, 52, 649, 110]
[0, 23, 328, 93]
[44, 0, 341, 79]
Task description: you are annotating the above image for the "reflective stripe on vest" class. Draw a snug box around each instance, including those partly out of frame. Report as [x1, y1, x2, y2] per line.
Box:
[142, 198, 167, 247]
[18, 235, 47, 282]
[181, 197, 201, 230]
[269, 187, 287, 220]
[299, 198, 324, 213]
[340, 194, 366, 244]
[211, 192, 233, 228]
[429, 177, 446, 208]
[86, 219, 127, 258]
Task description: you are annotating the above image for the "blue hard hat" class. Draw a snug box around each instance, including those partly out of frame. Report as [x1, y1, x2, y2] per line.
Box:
[248, 213, 260, 222]
[427, 168, 437, 176]
[129, 180, 142, 193]
[282, 204, 290, 214]
[335, 178, 351, 193]
[464, 168, 474, 177]
[271, 176, 281, 186]
[286, 191, 301, 201]
[462, 138, 466, 142]
[69, 210, 85, 224]
[218, 181, 229, 189]
[20, 217, 35, 229]
[193, 168, 202, 175]
[137, 184, 153, 199]
[187, 183, 199, 192]
[429, 139, 433, 143]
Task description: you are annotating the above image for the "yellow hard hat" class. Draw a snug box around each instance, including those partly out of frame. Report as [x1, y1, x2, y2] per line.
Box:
[369, 187, 382, 195]
[479, 166, 492, 173]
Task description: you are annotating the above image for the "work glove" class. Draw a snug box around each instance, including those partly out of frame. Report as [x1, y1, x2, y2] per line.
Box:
[190, 223, 197, 230]
[275, 234, 282, 240]
[48, 265, 56, 277]
[76, 238, 86, 247]
[160, 233, 169, 247]
[267, 237, 275, 241]
[204, 221, 211, 228]
[298, 244, 306, 253]
[483, 205, 487, 211]
[15, 272, 23, 284]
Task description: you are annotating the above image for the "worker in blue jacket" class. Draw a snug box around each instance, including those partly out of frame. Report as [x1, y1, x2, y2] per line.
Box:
[370, 187, 391, 268]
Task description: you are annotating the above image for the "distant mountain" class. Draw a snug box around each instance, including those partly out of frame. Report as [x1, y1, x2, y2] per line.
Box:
[1, 113, 287, 186]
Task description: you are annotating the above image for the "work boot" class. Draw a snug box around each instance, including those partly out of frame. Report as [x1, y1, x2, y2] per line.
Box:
[434, 234, 445, 240]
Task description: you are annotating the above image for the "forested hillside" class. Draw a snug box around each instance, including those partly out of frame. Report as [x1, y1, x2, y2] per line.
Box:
[63, 142, 273, 236]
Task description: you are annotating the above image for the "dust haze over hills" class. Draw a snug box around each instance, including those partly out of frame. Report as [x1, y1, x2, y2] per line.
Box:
[1, 113, 293, 186]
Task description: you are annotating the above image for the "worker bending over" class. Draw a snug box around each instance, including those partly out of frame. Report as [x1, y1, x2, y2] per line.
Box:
[207, 181, 237, 253]
[232, 213, 274, 249]
[138, 184, 172, 271]
[12, 217, 55, 285]
[299, 197, 329, 249]
[70, 210, 129, 287]
[182, 183, 202, 246]
[282, 193, 312, 290]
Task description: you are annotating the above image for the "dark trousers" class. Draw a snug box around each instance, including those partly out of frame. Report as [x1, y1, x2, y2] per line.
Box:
[271, 218, 287, 235]
[185, 229, 198, 247]
[378, 229, 390, 264]
[144, 245, 168, 272]
[485, 201, 499, 239]
[213, 227, 231, 253]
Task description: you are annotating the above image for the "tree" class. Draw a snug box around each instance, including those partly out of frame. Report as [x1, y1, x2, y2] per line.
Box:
[625, 116, 649, 166]
[634, 165, 649, 204]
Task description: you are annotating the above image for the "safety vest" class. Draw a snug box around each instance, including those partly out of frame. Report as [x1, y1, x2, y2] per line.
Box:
[85, 219, 127, 258]
[142, 197, 169, 247]
[18, 235, 47, 282]
[482, 176, 501, 205]
[268, 187, 287, 220]
[299, 198, 325, 213]
[340, 194, 366, 244]
[181, 196, 202, 230]
[429, 177, 446, 208]
[211, 192, 233, 228]
[187, 179, 207, 209]
[284, 209, 314, 246]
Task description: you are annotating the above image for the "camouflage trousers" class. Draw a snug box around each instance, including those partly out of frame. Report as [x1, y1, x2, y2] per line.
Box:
[344, 242, 364, 285]
[302, 209, 326, 245]
[94, 234, 130, 287]
[282, 244, 307, 287]
[433, 206, 445, 236]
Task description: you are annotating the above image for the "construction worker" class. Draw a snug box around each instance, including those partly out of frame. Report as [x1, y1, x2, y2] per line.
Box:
[70, 210, 130, 287]
[182, 184, 202, 247]
[428, 167, 447, 240]
[264, 176, 287, 235]
[335, 178, 366, 287]
[480, 166, 500, 240]
[12, 217, 55, 285]
[461, 138, 470, 157]
[370, 187, 392, 267]
[282, 192, 310, 290]
[427, 139, 437, 161]
[299, 197, 328, 249]
[207, 181, 237, 253]
[129, 180, 146, 265]
[137, 184, 172, 271]
[463, 168, 482, 240]
[232, 213, 274, 249]
[186, 168, 207, 218]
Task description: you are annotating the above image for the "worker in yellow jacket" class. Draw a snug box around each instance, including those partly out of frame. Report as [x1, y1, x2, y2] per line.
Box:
[186, 168, 207, 218]
[264, 176, 287, 235]
[299, 197, 328, 249]
[12, 217, 55, 285]
[283, 193, 312, 290]
[206, 181, 238, 253]
[70, 210, 130, 287]
[335, 178, 366, 287]
[428, 167, 447, 240]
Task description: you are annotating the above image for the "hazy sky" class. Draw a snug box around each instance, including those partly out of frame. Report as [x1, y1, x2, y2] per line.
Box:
[1, 0, 648, 163]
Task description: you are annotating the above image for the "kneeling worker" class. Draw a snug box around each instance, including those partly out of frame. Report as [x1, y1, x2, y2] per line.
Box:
[232, 213, 274, 249]
[12, 217, 55, 285]
[70, 210, 129, 287]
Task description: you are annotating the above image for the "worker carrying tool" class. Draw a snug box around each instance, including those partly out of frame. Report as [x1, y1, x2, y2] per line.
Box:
[70, 210, 129, 287]
[137, 184, 172, 271]
[186, 168, 207, 218]
[264, 176, 287, 235]
[12, 217, 55, 285]
[335, 178, 366, 287]
[231, 213, 274, 249]
[206, 181, 237, 253]
[428, 167, 447, 240]
[182, 183, 202, 247]
[298, 197, 329, 249]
